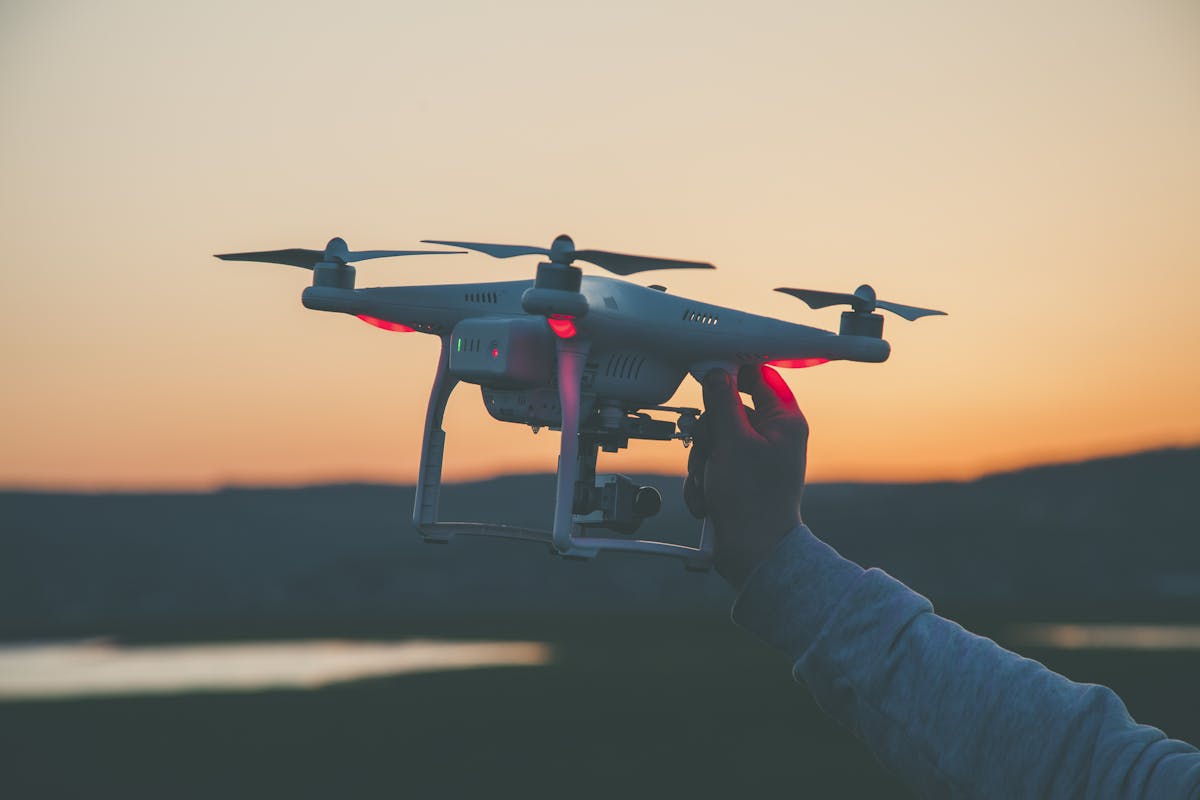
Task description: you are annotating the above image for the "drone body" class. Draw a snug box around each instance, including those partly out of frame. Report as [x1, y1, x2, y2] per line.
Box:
[302, 275, 890, 422]
[218, 235, 944, 570]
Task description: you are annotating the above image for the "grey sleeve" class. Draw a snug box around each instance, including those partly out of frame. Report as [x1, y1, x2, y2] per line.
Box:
[731, 525, 1200, 799]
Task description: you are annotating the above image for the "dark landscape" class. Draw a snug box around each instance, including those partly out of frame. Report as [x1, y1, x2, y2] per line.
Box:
[1, 447, 1198, 798]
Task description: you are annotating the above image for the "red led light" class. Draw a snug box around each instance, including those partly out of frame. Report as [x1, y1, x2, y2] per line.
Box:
[760, 364, 797, 405]
[356, 314, 414, 332]
[766, 358, 830, 369]
[547, 315, 577, 339]
[491, 347, 499, 358]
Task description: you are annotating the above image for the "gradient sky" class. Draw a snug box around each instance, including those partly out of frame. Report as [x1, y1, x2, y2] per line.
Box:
[1, 0, 1197, 490]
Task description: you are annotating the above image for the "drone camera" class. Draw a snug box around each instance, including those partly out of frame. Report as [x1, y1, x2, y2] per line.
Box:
[448, 317, 553, 388]
[573, 474, 663, 535]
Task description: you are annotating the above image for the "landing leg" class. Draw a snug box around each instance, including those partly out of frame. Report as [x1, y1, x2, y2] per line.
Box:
[408, 333, 713, 569]
[413, 335, 459, 540]
[551, 337, 595, 557]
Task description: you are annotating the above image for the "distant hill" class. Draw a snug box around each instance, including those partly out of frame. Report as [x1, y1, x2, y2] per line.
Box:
[1, 447, 1197, 639]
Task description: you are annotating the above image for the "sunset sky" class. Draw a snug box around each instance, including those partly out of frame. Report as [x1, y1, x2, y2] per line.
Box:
[1, 0, 1197, 490]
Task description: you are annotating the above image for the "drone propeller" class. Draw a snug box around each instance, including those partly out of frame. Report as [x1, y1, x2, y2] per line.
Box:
[215, 237, 464, 269]
[421, 234, 716, 276]
[775, 284, 945, 321]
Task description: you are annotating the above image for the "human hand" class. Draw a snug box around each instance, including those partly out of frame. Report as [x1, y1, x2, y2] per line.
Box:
[684, 365, 808, 590]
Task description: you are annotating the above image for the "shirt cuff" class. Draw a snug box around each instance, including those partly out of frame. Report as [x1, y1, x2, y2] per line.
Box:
[730, 524, 866, 663]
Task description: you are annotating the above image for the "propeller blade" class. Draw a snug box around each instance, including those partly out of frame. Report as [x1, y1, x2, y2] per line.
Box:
[874, 300, 947, 321]
[423, 237, 716, 275]
[574, 250, 716, 276]
[774, 287, 860, 310]
[216, 244, 463, 269]
[422, 240, 550, 259]
[215, 249, 325, 269]
[347, 249, 466, 262]
[776, 286, 946, 321]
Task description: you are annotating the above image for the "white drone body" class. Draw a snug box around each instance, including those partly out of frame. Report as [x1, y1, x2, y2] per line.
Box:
[218, 235, 944, 570]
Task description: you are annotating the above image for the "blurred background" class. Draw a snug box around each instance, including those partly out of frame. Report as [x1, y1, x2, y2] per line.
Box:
[1, 1, 1197, 797]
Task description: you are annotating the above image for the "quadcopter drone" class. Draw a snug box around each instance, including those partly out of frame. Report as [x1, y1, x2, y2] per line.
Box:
[217, 234, 944, 570]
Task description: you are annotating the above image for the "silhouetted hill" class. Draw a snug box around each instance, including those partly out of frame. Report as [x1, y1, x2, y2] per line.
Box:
[1, 447, 1197, 639]
[808, 448, 1200, 614]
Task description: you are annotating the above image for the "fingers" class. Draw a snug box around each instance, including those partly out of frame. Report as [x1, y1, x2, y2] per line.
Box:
[684, 415, 709, 518]
[683, 472, 706, 518]
[688, 417, 710, 470]
[689, 412, 712, 459]
[701, 369, 755, 443]
[738, 364, 800, 417]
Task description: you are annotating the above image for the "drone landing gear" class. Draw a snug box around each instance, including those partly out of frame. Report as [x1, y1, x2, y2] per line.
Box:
[413, 335, 714, 571]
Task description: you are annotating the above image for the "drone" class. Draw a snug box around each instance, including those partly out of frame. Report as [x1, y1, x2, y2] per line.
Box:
[216, 234, 945, 570]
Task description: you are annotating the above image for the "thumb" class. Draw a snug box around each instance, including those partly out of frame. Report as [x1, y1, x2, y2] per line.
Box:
[701, 369, 753, 444]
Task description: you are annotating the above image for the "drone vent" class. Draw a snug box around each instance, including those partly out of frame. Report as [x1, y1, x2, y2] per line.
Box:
[683, 308, 719, 326]
[454, 336, 483, 353]
[604, 353, 646, 381]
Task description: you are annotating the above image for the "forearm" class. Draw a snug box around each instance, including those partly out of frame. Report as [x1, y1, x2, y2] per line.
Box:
[732, 526, 1200, 799]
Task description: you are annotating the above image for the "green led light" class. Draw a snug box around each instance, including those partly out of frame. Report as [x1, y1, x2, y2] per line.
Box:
[456, 338, 462, 352]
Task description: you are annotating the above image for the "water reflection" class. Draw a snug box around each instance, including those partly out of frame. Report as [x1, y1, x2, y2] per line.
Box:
[1008, 624, 1200, 650]
[0, 638, 553, 701]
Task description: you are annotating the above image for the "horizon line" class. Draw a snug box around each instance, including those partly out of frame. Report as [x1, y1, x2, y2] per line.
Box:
[2, 443, 1195, 496]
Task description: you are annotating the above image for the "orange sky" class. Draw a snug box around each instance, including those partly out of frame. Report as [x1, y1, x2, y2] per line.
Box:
[1, 0, 1198, 490]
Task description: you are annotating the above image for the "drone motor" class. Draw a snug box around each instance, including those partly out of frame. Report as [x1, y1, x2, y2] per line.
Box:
[573, 474, 663, 536]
